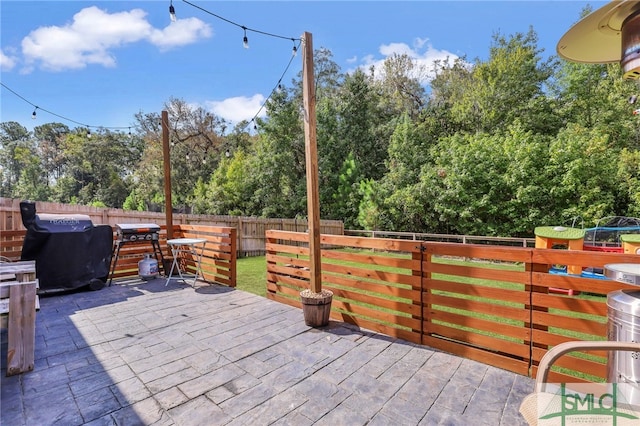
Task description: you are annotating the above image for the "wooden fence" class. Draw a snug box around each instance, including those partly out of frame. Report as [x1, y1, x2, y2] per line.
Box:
[266, 229, 640, 382]
[0, 198, 343, 257]
[1, 225, 237, 288]
[345, 229, 535, 247]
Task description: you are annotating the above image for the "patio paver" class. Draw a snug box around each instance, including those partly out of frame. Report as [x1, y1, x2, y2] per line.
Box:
[1, 278, 534, 425]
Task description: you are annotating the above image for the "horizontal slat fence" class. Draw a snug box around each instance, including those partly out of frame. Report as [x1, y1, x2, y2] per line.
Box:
[0, 198, 343, 257]
[172, 225, 237, 288]
[422, 243, 534, 376]
[266, 230, 640, 381]
[529, 249, 639, 383]
[1, 225, 237, 288]
[266, 231, 423, 343]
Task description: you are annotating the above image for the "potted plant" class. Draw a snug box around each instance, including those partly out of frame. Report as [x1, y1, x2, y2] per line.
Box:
[300, 287, 333, 327]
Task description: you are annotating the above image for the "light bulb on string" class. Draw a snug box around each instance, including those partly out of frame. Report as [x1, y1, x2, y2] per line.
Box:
[32, 107, 38, 119]
[242, 27, 249, 49]
[292, 39, 297, 57]
[169, 0, 176, 22]
[87, 129, 92, 138]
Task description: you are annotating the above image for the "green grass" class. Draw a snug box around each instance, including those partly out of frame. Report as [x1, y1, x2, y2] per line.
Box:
[236, 256, 267, 297]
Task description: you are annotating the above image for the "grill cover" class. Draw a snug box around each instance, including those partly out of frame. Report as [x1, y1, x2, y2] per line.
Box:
[19, 201, 113, 291]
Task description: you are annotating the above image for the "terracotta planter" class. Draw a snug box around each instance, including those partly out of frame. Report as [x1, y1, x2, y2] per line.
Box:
[300, 289, 333, 327]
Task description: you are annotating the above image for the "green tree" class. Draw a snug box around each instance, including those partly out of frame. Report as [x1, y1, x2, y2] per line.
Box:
[251, 88, 307, 217]
[423, 123, 555, 237]
[0, 122, 31, 197]
[547, 124, 621, 225]
[378, 114, 438, 232]
[33, 122, 70, 187]
[132, 98, 228, 212]
[451, 28, 556, 135]
[617, 149, 640, 217]
[52, 128, 141, 207]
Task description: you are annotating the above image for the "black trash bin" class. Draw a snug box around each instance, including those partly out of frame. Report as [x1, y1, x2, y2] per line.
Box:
[19, 201, 113, 291]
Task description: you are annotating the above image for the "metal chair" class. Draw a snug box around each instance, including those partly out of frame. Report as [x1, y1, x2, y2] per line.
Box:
[519, 340, 640, 425]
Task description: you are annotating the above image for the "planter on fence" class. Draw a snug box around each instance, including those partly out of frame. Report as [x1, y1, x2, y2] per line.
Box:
[300, 289, 333, 327]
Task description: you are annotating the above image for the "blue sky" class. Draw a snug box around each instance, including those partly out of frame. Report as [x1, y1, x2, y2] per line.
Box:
[1, 1, 607, 133]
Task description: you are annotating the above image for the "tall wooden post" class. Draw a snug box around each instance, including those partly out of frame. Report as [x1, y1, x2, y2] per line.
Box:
[162, 110, 174, 242]
[302, 32, 322, 294]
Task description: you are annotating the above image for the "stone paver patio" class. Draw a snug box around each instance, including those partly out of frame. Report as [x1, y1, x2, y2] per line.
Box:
[1, 278, 534, 425]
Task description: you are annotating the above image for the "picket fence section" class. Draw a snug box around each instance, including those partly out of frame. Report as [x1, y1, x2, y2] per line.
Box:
[266, 229, 640, 382]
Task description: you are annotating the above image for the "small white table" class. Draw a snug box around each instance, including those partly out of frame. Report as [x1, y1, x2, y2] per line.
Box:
[165, 238, 207, 287]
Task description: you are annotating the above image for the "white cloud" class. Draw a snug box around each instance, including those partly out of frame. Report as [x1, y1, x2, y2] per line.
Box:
[354, 37, 461, 84]
[149, 18, 213, 51]
[206, 94, 267, 124]
[0, 49, 17, 71]
[19, 6, 211, 72]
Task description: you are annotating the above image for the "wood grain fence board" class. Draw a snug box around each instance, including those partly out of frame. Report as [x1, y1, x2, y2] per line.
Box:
[422, 335, 531, 376]
[427, 309, 529, 341]
[268, 264, 311, 280]
[321, 274, 418, 301]
[532, 248, 640, 267]
[530, 354, 607, 380]
[322, 262, 419, 286]
[531, 310, 606, 336]
[428, 279, 529, 304]
[330, 298, 420, 330]
[425, 242, 533, 263]
[266, 271, 309, 288]
[330, 310, 422, 344]
[426, 293, 529, 323]
[427, 262, 529, 285]
[544, 370, 597, 384]
[267, 282, 307, 297]
[266, 243, 310, 256]
[427, 322, 530, 358]
[529, 329, 607, 356]
[532, 272, 637, 295]
[320, 249, 417, 270]
[531, 293, 608, 316]
[328, 286, 421, 317]
[266, 253, 310, 269]
[320, 234, 420, 252]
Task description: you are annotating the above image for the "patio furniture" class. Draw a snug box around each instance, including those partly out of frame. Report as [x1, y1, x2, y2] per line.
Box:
[519, 340, 640, 425]
[0, 260, 38, 376]
[165, 238, 206, 287]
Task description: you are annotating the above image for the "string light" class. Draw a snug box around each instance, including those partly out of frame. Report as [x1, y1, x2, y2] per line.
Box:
[182, 0, 300, 42]
[1, 83, 133, 134]
[179, 0, 304, 133]
[169, 0, 176, 22]
[242, 27, 249, 49]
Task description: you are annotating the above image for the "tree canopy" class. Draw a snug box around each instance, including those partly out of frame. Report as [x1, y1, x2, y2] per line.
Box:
[3, 21, 640, 237]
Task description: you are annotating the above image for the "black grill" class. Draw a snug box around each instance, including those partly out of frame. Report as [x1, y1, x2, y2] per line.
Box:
[115, 223, 161, 242]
